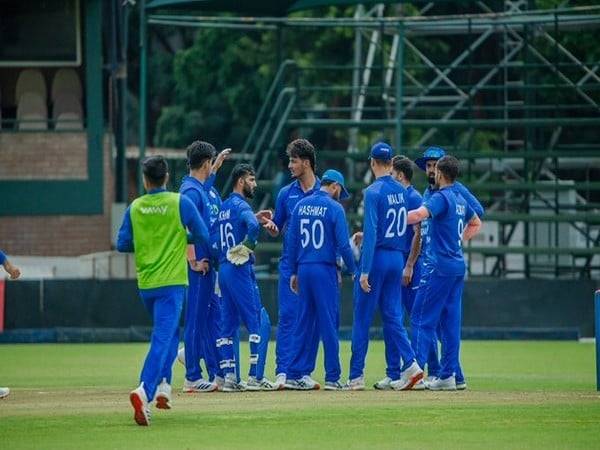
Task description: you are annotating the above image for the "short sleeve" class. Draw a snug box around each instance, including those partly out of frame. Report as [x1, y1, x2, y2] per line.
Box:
[424, 191, 448, 218]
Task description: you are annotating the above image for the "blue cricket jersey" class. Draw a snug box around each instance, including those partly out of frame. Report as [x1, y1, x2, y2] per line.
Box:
[214, 192, 260, 265]
[180, 176, 215, 261]
[360, 175, 411, 275]
[287, 190, 357, 275]
[402, 185, 424, 254]
[0, 249, 6, 265]
[423, 186, 475, 277]
[273, 179, 321, 276]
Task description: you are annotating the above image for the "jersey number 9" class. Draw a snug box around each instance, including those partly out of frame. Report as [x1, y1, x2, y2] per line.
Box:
[300, 218, 324, 249]
[384, 207, 407, 238]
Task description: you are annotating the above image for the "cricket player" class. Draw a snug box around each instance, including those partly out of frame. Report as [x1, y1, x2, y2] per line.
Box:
[261, 139, 321, 390]
[0, 250, 21, 400]
[117, 155, 209, 426]
[348, 142, 424, 391]
[413, 146, 484, 389]
[179, 140, 220, 393]
[408, 155, 481, 391]
[286, 170, 357, 390]
[215, 163, 278, 391]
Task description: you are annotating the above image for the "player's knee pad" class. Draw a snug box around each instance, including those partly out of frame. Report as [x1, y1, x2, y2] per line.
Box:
[219, 358, 236, 369]
[249, 334, 261, 344]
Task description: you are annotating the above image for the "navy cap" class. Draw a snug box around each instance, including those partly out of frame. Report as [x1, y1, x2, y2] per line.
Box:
[322, 169, 350, 200]
[369, 142, 393, 161]
[415, 146, 446, 171]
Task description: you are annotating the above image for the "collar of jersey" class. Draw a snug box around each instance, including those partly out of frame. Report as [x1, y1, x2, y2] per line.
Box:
[148, 188, 167, 194]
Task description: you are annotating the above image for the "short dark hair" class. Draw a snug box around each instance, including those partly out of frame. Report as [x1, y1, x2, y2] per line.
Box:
[142, 155, 168, 186]
[186, 140, 216, 170]
[436, 155, 460, 182]
[286, 139, 316, 172]
[392, 156, 413, 181]
[231, 163, 255, 186]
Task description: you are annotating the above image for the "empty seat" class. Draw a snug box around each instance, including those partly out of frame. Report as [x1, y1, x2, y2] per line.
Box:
[51, 69, 82, 102]
[15, 69, 47, 104]
[54, 112, 83, 130]
[52, 92, 82, 121]
[17, 92, 48, 130]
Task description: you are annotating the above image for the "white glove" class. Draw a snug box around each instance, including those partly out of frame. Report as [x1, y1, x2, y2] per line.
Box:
[226, 243, 253, 265]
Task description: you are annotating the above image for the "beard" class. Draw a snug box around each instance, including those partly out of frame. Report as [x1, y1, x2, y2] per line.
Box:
[427, 173, 436, 185]
[243, 182, 255, 199]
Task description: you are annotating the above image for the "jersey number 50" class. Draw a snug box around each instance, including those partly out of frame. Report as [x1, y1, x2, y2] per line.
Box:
[300, 219, 324, 249]
[384, 207, 407, 238]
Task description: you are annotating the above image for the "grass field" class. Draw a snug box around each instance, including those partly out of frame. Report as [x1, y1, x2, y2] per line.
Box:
[0, 340, 598, 449]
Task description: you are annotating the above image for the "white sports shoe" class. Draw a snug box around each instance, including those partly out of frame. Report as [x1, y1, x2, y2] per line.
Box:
[246, 376, 278, 391]
[182, 378, 217, 393]
[456, 381, 467, 391]
[324, 381, 347, 391]
[424, 375, 438, 385]
[346, 376, 365, 391]
[427, 375, 457, 391]
[155, 378, 172, 410]
[222, 375, 247, 392]
[390, 361, 424, 391]
[213, 376, 225, 391]
[129, 384, 151, 426]
[273, 373, 287, 390]
[412, 380, 426, 390]
[0, 387, 9, 399]
[176, 347, 186, 367]
[291, 376, 320, 391]
[373, 376, 393, 390]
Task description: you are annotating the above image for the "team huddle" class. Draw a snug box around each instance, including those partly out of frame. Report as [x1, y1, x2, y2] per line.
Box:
[117, 138, 483, 426]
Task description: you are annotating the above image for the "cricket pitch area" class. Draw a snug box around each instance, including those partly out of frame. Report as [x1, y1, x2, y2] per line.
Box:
[0, 340, 598, 449]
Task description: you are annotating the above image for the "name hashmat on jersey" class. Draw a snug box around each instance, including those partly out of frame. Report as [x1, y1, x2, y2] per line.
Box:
[298, 205, 328, 217]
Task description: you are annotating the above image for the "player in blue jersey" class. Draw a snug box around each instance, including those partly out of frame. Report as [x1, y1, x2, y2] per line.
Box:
[408, 155, 482, 391]
[391, 156, 423, 316]
[286, 169, 357, 390]
[413, 146, 484, 389]
[261, 139, 321, 390]
[0, 250, 21, 400]
[347, 142, 424, 391]
[215, 164, 278, 391]
[178, 141, 220, 393]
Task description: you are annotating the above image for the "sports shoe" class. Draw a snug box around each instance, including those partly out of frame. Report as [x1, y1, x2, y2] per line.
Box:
[222, 375, 246, 392]
[427, 375, 457, 391]
[412, 379, 426, 390]
[176, 347, 185, 367]
[390, 361, 424, 391]
[0, 387, 9, 399]
[182, 378, 217, 393]
[346, 376, 365, 391]
[424, 375, 438, 385]
[246, 376, 278, 391]
[213, 376, 225, 391]
[129, 384, 151, 426]
[456, 380, 467, 391]
[291, 375, 320, 391]
[155, 378, 172, 410]
[273, 373, 287, 390]
[373, 376, 393, 390]
[324, 381, 347, 391]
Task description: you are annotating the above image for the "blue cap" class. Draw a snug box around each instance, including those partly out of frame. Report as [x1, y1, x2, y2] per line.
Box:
[322, 169, 350, 200]
[369, 142, 393, 161]
[415, 146, 446, 171]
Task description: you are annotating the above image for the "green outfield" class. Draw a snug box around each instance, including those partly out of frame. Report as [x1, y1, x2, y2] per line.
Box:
[0, 341, 598, 449]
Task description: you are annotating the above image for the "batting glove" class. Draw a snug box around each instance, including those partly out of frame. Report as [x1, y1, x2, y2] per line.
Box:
[226, 240, 256, 266]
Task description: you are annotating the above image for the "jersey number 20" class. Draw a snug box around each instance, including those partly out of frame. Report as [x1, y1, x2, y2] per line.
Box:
[385, 207, 407, 238]
[300, 219, 324, 249]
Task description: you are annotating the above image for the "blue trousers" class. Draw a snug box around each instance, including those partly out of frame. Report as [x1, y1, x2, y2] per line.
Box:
[289, 264, 341, 382]
[411, 273, 464, 380]
[218, 262, 269, 378]
[276, 270, 319, 377]
[139, 286, 185, 401]
[349, 249, 416, 381]
[401, 252, 422, 315]
[184, 268, 216, 382]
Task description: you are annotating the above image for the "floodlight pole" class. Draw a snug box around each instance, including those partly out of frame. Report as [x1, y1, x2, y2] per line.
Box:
[138, 0, 148, 196]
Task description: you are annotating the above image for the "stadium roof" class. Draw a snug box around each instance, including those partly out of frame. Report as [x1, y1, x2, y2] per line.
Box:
[145, 0, 433, 15]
